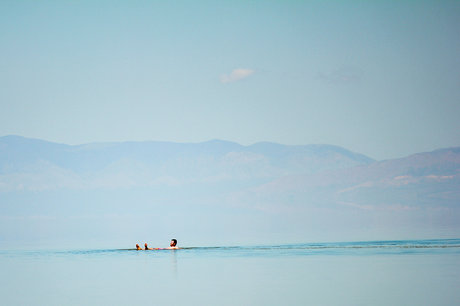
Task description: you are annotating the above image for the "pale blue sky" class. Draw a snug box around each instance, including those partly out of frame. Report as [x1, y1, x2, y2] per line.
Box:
[1, 0, 459, 160]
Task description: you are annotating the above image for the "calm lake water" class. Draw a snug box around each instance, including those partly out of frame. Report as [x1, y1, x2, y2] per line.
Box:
[1, 239, 459, 306]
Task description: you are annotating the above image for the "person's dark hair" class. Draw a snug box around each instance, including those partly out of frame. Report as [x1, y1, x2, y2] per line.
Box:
[171, 239, 177, 245]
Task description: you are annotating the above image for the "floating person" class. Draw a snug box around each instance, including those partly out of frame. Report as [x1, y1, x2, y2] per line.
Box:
[135, 239, 179, 250]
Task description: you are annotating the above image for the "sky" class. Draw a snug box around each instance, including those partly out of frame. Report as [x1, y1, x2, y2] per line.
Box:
[1, 0, 459, 160]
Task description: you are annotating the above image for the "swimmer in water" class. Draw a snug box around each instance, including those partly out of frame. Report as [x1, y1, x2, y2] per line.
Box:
[168, 239, 178, 249]
[135, 239, 179, 250]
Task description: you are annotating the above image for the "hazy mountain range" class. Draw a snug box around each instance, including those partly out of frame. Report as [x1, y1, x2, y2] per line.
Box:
[1, 135, 459, 247]
[0, 135, 374, 191]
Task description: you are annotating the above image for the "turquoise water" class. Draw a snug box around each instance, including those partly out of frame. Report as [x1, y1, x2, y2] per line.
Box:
[1, 239, 459, 305]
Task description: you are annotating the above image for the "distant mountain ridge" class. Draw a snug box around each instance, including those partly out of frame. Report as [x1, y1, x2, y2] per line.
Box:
[1, 135, 459, 207]
[1, 135, 459, 245]
[0, 135, 374, 178]
[243, 145, 460, 206]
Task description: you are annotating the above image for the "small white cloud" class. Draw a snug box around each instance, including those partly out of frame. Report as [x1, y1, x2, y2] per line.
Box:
[220, 68, 255, 83]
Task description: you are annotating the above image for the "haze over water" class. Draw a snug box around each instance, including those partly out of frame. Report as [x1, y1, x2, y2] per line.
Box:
[1, 239, 459, 306]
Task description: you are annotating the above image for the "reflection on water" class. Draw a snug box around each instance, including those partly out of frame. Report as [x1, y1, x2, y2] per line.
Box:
[170, 250, 178, 278]
[1, 239, 459, 306]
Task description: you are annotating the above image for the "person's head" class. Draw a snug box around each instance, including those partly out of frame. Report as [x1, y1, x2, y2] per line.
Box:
[170, 239, 177, 247]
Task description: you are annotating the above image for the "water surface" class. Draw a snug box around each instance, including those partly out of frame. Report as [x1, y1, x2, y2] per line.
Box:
[1, 239, 459, 305]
